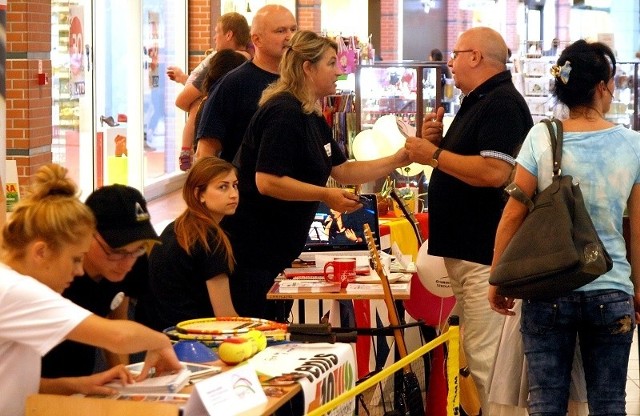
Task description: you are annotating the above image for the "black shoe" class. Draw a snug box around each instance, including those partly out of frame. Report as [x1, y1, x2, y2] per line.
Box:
[100, 115, 119, 127]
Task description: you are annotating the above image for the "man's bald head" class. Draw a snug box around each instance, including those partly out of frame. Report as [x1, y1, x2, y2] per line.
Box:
[459, 27, 508, 68]
[251, 4, 295, 36]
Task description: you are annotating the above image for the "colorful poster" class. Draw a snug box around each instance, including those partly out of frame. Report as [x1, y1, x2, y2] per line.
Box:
[69, 5, 86, 97]
[249, 343, 356, 415]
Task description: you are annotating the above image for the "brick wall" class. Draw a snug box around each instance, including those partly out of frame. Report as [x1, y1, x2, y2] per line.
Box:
[188, 0, 214, 72]
[6, 0, 53, 188]
[380, 0, 399, 61]
[297, 0, 321, 33]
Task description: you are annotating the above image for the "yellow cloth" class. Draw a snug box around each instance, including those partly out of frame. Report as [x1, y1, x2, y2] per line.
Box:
[380, 217, 420, 260]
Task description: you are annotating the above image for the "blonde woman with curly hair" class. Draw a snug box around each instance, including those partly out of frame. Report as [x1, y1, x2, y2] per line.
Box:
[0, 164, 181, 416]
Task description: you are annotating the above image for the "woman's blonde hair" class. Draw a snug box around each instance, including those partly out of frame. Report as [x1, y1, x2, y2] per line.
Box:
[259, 30, 338, 114]
[2, 164, 96, 262]
[174, 157, 236, 271]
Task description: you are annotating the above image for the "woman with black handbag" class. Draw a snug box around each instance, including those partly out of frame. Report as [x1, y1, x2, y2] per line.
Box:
[489, 40, 640, 415]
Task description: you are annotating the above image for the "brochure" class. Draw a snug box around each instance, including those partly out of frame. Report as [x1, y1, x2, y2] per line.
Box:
[105, 364, 193, 394]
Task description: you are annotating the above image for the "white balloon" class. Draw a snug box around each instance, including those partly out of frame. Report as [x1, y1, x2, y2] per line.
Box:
[416, 240, 454, 298]
[351, 129, 390, 160]
[396, 162, 425, 177]
[372, 114, 405, 150]
[372, 115, 425, 176]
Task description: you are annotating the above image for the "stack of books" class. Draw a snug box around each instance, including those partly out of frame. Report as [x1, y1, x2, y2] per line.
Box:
[282, 266, 371, 279]
[277, 280, 342, 293]
[345, 282, 411, 296]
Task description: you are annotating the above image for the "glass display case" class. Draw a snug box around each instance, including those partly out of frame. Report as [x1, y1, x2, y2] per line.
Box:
[609, 62, 640, 130]
[355, 62, 444, 135]
[516, 59, 640, 130]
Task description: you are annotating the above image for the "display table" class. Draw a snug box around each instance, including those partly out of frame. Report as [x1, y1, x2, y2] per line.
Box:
[278, 214, 429, 380]
[25, 359, 300, 416]
[269, 271, 416, 381]
[288, 213, 427, 323]
[25, 394, 180, 416]
[267, 280, 412, 301]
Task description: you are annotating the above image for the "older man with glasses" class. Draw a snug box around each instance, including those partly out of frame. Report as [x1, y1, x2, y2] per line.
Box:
[405, 27, 533, 413]
[41, 184, 161, 378]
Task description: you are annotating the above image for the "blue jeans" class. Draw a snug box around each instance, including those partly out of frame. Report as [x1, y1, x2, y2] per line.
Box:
[521, 289, 635, 416]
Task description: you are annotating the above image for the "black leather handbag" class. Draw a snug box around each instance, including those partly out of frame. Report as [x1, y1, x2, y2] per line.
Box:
[489, 119, 612, 299]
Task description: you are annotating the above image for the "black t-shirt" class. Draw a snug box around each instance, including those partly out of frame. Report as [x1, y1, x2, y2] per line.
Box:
[196, 61, 279, 162]
[138, 221, 230, 331]
[41, 257, 148, 377]
[222, 93, 348, 272]
[428, 71, 533, 265]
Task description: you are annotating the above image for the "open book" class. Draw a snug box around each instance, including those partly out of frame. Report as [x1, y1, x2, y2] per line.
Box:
[105, 362, 219, 394]
[105, 367, 190, 394]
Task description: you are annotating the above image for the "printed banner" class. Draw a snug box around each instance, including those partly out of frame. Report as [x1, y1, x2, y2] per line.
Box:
[250, 343, 356, 415]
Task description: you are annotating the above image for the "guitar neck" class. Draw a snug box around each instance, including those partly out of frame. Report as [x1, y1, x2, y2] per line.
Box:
[364, 224, 410, 366]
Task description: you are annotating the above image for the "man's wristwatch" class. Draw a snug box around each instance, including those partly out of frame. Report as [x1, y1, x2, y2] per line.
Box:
[429, 148, 443, 168]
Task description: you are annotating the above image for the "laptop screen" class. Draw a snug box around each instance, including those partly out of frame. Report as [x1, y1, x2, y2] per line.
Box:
[299, 193, 380, 259]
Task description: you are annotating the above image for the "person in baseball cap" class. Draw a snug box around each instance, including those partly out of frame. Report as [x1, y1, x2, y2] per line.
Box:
[42, 184, 161, 378]
[86, 184, 161, 249]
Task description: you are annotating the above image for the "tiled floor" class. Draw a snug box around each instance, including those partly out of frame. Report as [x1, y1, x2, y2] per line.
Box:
[147, 189, 185, 234]
[147, 189, 640, 412]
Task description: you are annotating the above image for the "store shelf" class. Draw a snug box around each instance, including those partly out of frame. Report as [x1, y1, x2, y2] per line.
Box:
[609, 62, 640, 130]
[517, 57, 555, 118]
[355, 62, 443, 134]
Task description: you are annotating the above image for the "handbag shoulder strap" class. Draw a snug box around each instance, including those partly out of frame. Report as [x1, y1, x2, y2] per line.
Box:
[503, 118, 563, 212]
[540, 118, 563, 176]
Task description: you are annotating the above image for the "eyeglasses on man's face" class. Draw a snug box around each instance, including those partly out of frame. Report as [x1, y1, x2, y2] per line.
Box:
[450, 49, 474, 60]
[94, 235, 146, 261]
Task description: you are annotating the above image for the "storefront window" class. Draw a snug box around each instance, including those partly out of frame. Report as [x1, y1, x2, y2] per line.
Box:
[51, 0, 94, 195]
[142, 0, 186, 189]
[52, 0, 185, 198]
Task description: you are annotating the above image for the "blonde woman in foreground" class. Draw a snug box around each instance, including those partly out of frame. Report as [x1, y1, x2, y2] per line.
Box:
[0, 164, 182, 416]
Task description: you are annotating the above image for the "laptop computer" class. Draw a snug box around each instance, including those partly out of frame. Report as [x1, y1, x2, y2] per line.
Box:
[297, 193, 381, 263]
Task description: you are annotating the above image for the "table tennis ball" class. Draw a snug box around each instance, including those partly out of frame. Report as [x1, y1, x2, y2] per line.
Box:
[218, 337, 253, 365]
